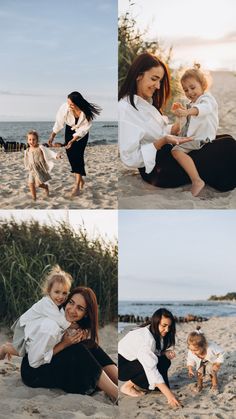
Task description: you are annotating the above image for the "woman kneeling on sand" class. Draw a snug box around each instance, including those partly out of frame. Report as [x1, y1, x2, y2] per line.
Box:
[119, 52, 236, 194]
[118, 308, 181, 408]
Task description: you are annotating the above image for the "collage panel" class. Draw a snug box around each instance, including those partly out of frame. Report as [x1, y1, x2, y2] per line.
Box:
[0, 209, 118, 417]
[118, 210, 236, 418]
[118, 0, 236, 209]
[0, 1, 117, 210]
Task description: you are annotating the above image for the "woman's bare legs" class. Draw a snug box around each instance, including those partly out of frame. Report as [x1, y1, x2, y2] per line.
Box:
[29, 182, 36, 201]
[71, 174, 84, 196]
[97, 370, 118, 401]
[172, 150, 205, 196]
[120, 380, 145, 397]
[103, 364, 118, 385]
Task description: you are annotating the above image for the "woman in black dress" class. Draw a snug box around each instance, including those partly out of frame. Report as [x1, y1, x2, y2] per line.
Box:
[48, 92, 101, 196]
[21, 286, 118, 401]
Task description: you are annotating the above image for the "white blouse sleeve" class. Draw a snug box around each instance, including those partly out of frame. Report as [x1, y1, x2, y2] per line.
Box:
[137, 341, 165, 390]
[194, 94, 217, 117]
[27, 319, 62, 368]
[53, 103, 68, 134]
[119, 118, 157, 174]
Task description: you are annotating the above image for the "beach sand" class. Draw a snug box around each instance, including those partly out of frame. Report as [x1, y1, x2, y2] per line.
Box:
[0, 324, 118, 419]
[118, 71, 236, 209]
[118, 317, 236, 419]
[0, 144, 117, 209]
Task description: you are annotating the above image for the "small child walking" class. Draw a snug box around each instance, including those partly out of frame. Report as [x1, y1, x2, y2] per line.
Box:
[171, 65, 219, 196]
[187, 327, 224, 392]
[0, 265, 73, 361]
[24, 130, 60, 201]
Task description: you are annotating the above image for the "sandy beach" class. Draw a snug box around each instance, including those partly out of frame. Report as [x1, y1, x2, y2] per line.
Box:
[0, 324, 118, 419]
[0, 144, 118, 209]
[118, 71, 236, 209]
[118, 317, 236, 419]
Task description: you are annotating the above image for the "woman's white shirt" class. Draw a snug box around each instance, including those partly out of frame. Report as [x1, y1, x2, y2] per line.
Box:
[53, 103, 92, 139]
[187, 342, 224, 370]
[119, 95, 171, 174]
[118, 326, 165, 390]
[20, 296, 71, 368]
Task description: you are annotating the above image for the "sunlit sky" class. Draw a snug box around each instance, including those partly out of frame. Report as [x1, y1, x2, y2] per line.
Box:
[119, 0, 236, 71]
[119, 211, 236, 301]
[0, 0, 117, 121]
[0, 210, 117, 243]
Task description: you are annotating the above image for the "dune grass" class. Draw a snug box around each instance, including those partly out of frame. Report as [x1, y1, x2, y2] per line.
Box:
[0, 219, 117, 327]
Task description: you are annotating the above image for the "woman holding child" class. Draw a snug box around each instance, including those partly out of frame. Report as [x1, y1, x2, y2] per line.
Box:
[119, 52, 236, 195]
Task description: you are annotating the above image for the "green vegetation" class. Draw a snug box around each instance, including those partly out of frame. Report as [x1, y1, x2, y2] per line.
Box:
[208, 292, 236, 301]
[118, 0, 182, 111]
[0, 219, 117, 326]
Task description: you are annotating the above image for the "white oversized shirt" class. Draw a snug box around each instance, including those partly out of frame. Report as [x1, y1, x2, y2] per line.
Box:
[119, 95, 172, 174]
[118, 326, 165, 390]
[187, 341, 224, 370]
[186, 92, 218, 142]
[53, 103, 92, 140]
[20, 296, 71, 368]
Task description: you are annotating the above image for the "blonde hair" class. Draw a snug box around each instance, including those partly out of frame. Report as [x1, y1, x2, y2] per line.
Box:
[187, 326, 207, 351]
[26, 130, 39, 143]
[41, 265, 73, 296]
[181, 63, 209, 92]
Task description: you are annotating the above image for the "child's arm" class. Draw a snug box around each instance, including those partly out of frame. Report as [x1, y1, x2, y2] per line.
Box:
[188, 365, 195, 377]
[173, 107, 199, 118]
[187, 350, 196, 377]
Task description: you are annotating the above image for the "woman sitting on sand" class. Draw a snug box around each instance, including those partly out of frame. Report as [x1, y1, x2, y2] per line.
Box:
[118, 308, 181, 408]
[48, 92, 102, 196]
[119, 52, 236, 193]
[4, 285, 118, 401]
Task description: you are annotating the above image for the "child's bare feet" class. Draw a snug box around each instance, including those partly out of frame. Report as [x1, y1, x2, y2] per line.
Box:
[191, 179, 205, 197]
[120, 380, 145, 397]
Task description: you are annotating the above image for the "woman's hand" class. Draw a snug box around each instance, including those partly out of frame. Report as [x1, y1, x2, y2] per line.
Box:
[165, 135, 193, 146]
[48, 132, 56, 146]
[65, 140, 74, 150]
[164, 350, 176, 360]
[61, 329, 86, 348]
[167, 393, 182, 408]
[173, 108, 188, 117]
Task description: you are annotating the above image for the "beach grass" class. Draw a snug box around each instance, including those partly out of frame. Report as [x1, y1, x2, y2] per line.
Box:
[0, 219, 117, 327]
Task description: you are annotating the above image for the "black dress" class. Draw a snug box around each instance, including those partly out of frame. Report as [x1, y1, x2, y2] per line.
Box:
[21, 340, 115, 395]
[65, 118, 88, 176]
[139, 135, 236, 192]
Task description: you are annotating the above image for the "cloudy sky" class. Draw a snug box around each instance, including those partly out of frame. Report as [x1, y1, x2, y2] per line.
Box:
[0, 209, 117, 242]
[0, 0, 117, 121]
[119, 0, 236, 71]
[119, 211, 236, 300]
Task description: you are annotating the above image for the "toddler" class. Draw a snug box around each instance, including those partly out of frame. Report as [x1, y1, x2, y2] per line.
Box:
[187, 327, 224, 392]
[171, 65, 218, 196]
[24, 130, 61, 201]
[0, 265, 73, 360]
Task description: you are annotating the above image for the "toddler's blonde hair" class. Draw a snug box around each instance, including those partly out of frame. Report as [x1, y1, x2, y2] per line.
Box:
[187, 326, 207, 351]
[181, 63, 209, 92]
[41, 265, 73, 295]
[26, 130, 39, 143]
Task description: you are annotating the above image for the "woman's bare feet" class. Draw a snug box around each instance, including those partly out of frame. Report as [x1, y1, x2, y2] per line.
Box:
[79, 178, 85, 190]
[120, 380, 145, 397]
[71, 187, 80, 197]
[191, 179, 205, 197]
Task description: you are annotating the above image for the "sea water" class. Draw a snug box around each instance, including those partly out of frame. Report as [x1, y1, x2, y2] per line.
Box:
[0, 121, 117, 145]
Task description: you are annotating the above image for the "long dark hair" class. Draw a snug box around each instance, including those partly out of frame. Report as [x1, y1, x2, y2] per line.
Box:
[142, 308, 176, 351]
[118, 52, 170, 111]
[68, 91, 102, 122]
[65, 286, 99, 344]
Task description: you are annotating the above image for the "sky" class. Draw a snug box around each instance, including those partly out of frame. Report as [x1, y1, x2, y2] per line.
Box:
[119, 211, 236, 301]
[119, 0, 236, 71]
[0, 0, 117, 121]
[0, 209, 117, 242]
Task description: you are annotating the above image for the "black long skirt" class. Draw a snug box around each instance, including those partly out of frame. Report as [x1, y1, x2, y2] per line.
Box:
[65, 124, 88, 175]
[118, 354, 171, 390]
[21, 341, 115, 395]
[139, 135, 236, 192]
